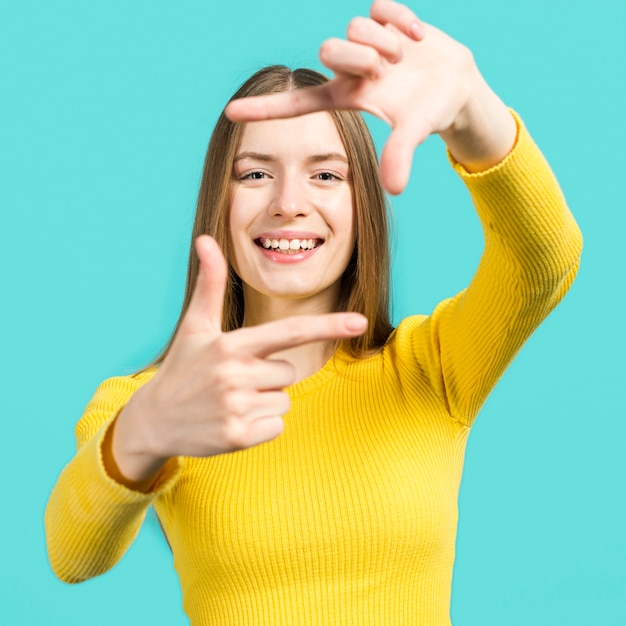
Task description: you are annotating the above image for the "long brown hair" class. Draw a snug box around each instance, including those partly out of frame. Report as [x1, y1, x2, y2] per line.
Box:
[155, 66, 393, 364]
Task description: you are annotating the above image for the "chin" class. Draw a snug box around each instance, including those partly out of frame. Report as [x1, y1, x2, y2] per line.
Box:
[245, 278, 340, 310]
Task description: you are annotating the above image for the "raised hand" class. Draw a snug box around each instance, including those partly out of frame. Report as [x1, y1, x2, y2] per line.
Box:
[225, 0, 516, 195]
[106, 235, 367, 489]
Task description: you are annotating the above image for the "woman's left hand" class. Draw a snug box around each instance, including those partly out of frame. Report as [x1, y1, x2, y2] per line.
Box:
[226, 0, 516, 194]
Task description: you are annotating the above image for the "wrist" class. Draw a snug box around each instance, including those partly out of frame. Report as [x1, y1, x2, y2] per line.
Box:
[440, 68, 517, 172]
[103, 389, 170, 492]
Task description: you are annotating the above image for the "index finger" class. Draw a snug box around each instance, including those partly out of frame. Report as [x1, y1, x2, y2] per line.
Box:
[225, 83, 335, 122]
[228, 313, 368, 358]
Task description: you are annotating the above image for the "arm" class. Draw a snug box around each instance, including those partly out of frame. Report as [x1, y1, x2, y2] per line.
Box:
[44, 372, 183, 583]
[415, 113, 582, 425]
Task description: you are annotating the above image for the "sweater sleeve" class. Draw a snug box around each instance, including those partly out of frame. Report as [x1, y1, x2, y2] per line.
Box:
[409, 111, 583, 427]
[44, 370, 184, 583]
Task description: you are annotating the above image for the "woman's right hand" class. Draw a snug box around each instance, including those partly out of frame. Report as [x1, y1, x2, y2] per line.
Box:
[104, 235, 367, 490]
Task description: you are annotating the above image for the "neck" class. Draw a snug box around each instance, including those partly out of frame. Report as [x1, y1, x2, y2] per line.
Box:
[241, 287, 339, 382]
[270, 340, 336, 383]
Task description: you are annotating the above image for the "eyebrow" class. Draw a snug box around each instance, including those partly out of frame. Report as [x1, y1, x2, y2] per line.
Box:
[234, 151, 349, 164]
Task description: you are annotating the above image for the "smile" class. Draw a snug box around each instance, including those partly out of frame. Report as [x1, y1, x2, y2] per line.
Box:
[255, 237, 322, 254]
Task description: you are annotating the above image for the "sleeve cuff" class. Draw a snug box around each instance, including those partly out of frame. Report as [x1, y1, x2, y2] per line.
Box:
[93, 417, 184, 501]
[447, 109, 524, 180]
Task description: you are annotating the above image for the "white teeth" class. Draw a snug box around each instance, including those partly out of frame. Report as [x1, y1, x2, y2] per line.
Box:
[260, 237, 319, 252]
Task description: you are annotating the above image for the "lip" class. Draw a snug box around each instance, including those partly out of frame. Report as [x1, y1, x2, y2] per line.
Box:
[255, 245, 321, 264]
[252, 231, 322, 264]
[253, 230, 325, 264]
[255, 230, 324, 240]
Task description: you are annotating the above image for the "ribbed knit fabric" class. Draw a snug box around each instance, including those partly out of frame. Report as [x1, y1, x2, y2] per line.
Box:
[45, 113, 582, 625]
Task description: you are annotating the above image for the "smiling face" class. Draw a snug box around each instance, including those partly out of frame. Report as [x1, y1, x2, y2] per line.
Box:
[229, 112, 355, 322]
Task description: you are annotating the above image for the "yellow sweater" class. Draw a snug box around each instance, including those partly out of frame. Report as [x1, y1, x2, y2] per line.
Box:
[45, 115, 582, 625]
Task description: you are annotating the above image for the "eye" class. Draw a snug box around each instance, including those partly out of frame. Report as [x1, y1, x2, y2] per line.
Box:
[240, 171, 267, 180]
[314, 171, 343, 182]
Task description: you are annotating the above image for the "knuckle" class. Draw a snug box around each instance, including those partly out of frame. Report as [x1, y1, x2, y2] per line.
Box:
[370, 0, 387, 19]
[278, 392, 291, 414]
[222, 391, 249, 420]
[283, 362, 297, 387]
[388, 35, 404, 62]
[211, 361, 240, 389]
[211, 335, 231, 358]
[319, 38, 340, 65]
[347, 16, 368, 40]
[459, 44, 475, 68]
[221, 419, 247, 450]
[264, 391, 290, 417]
[364, 49, 381, 71]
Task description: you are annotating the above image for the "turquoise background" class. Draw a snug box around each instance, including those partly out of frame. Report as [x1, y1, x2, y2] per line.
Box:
[1, 0, 624, 624]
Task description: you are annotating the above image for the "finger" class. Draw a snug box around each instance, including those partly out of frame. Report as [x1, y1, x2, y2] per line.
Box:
[219, 358, 296, 391]
[379, 122, 428, 194]
[238, 415, 285, 448]
[181, 235, 228, 334]
[254, 359, 296, 390]
[370, 0, 426, 41]
[319, 38, 384, 79]
[225, 85, 335, 122]
[229, 313, 368, 358]
[240, 391, 291, 421]
[346, 17, 403, 64]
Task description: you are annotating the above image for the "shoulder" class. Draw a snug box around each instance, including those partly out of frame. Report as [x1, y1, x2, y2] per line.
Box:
[381, 312, 436, 368]
[386, 298, 460, 356]
[75, 367, 158, 447]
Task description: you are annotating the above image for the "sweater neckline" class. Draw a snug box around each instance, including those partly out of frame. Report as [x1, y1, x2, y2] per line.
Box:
[286, 347, 353, 398]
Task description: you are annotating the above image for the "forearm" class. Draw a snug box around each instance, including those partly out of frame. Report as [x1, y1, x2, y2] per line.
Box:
[432, 116, 582, 424]
[45, 422, 157, 582]
[45, 373, 182, 583]
[453, 111, 582, 279]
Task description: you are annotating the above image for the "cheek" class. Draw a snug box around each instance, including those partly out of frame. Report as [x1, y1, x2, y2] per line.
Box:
[229, 188, 264, 231]
[227, 194, 263, 279]
[337, 195, 356, 245]
[228, 193, 249, 243]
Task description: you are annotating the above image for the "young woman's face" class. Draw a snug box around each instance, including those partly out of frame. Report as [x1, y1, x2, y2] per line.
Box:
[229, 111, 355, 316]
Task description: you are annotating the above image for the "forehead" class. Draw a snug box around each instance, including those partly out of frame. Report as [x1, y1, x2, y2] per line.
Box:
[237, 111, 347, 156]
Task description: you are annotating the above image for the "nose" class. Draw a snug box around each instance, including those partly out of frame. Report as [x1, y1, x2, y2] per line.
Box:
[269, 174, 310, 219]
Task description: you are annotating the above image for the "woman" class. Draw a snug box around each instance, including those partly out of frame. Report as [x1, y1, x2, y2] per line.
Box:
[45, 1, 582, 624]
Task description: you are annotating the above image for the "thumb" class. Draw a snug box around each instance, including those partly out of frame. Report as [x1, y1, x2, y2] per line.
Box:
[183, 235, 228, 335]
[380, 122, 428, 195]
